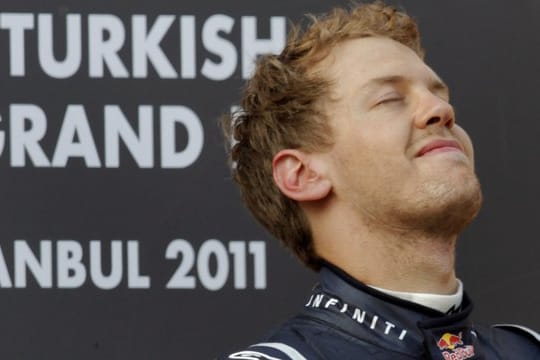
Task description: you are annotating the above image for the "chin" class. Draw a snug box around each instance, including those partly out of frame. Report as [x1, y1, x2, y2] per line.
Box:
[397, 174, 483, 236]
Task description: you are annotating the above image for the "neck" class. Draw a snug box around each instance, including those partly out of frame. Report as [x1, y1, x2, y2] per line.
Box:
[311, 205, 459, 294]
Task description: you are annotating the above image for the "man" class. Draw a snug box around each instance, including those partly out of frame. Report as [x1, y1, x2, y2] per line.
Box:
[219, 2, 539, 359]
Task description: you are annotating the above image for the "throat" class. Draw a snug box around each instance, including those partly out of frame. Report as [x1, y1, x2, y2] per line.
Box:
[318, 225, 459, 295]
[373, 234, 459, 294]
[313, 202, 462, 295]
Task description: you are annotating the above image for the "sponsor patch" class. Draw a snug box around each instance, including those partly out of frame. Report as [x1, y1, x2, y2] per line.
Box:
[437, 332, 475, 360]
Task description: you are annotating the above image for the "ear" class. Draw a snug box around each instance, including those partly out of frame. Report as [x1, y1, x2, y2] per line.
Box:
[272, 149, 332, 202]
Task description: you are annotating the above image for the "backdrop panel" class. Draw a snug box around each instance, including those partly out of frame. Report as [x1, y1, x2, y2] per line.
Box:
[0, 1, 537, 359]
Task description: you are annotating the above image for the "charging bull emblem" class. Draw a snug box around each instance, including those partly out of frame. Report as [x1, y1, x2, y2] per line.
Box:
[437, 332, 464, 351]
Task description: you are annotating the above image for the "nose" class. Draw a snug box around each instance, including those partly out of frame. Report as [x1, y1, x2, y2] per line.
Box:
[414, 93, 455, 129]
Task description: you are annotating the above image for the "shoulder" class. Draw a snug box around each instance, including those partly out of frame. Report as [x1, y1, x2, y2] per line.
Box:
[217, 342, 309, 360]
[491, 323, 540, 343]
[216, 315, 378, 360]
[474, 323, 540, 357]
[216, 317, 323, 360]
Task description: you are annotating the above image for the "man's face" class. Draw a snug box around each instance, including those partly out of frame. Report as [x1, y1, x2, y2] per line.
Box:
[319, 36, 482, 234]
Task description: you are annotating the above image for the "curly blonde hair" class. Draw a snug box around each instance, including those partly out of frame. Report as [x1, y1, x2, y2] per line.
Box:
[223, 1, 424, 270]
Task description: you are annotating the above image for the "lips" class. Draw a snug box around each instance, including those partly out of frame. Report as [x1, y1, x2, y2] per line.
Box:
[416, 139, 463, 157]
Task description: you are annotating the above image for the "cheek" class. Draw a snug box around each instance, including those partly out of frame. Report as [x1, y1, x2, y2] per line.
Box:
[329, 113, 412, 179]
[354, 117, 410, 156]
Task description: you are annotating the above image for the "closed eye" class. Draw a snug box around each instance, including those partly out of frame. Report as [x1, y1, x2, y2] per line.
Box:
[375, 97, 403, 106]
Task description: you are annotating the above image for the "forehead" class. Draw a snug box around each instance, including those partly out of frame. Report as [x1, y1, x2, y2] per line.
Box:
[321, 37, 442, 96]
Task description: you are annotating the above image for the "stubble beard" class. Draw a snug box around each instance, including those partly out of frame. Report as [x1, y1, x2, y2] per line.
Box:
[390, 173, 483, 238]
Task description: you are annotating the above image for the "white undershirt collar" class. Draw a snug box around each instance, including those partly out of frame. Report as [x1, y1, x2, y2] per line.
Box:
[369, 279, 464, 314]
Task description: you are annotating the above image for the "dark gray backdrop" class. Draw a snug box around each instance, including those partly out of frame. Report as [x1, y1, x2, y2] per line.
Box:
[0, 0, 538, 359]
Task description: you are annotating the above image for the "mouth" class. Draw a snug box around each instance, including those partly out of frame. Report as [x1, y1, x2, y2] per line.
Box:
[416, 139, 464, 157]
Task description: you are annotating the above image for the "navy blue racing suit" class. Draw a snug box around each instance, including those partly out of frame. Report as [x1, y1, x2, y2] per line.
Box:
[219, 263, 540, 359]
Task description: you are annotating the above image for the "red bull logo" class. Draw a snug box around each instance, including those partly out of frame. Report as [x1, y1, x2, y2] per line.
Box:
[436, 332, 476, 360]
[437, 332, 464, 350]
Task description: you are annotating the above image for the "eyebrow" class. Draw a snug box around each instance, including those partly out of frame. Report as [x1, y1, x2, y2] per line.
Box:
[361, 75, 450, 95]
